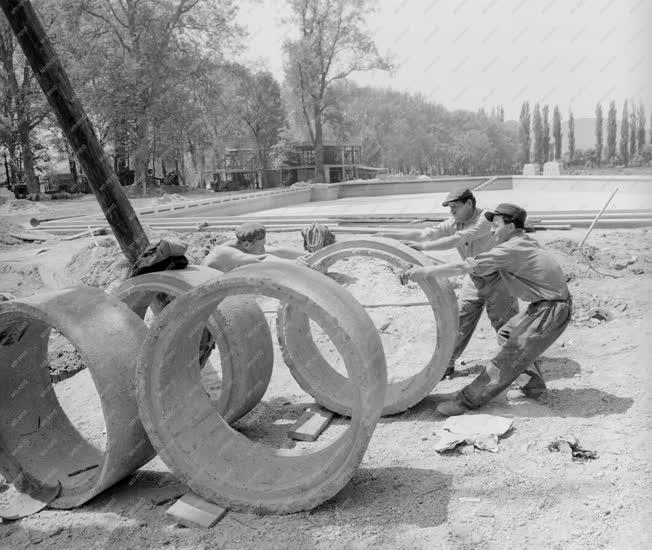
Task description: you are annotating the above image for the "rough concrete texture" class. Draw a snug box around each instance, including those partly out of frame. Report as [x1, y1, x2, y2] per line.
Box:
[0, 287, 155, 509]
[113, 266, 273, 424]
[135, 262, 387, 514]
[277, 238, 458, 416]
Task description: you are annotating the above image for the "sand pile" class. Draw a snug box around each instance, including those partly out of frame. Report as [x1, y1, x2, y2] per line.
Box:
[155, 193, 186, 204]
[0, 197, 52, 216]
[548, 236, 646, 279]
[65, 239, 130, 291]
[0, 262, 45, 297]
[63, 231, 229, 292]
[0, 218, 28, 246]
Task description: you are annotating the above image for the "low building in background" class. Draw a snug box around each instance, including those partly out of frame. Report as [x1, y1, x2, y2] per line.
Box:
[201, 143, 387, 191]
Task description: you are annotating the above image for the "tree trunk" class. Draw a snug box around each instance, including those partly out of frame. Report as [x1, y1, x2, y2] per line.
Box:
[8, 150, 18, 187]
[69, 155, 78, 185]
[134, 111, 150, 192]
[258, 147, 269, 188]
[3, 154, 10, 185]
[18, 124, 38, 197]
[161, 159, 167, 177]
[313, 102, 325, 182]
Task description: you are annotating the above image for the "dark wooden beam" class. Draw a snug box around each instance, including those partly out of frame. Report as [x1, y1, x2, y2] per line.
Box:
[0, 0, 149, 263]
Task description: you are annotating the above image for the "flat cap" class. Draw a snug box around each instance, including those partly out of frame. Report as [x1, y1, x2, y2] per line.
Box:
[442, 188, 474, 207]
[484, 203, 527, 227]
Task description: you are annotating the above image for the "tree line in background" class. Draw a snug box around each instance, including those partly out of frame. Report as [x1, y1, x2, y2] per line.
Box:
[1, 0, 650, 197]
[518, 99, 651, 170]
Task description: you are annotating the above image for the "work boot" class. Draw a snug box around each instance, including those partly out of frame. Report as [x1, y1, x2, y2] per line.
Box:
[507, 364, 547, 400]
[436, 397, 470, 416]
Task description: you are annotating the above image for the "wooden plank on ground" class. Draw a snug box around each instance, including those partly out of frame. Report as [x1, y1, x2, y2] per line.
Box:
[288, 407, 334, 442]
[166, 492, 228, 529]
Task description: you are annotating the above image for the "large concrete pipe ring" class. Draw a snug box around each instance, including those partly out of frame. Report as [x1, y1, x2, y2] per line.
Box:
[278, 237, 458, 416]
[136, 263, 387, 514]
[0, 288, 155, 509]
[113, 266, 273, 424]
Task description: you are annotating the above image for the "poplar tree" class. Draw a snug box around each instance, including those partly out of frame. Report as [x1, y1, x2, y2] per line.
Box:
[595, 103, 603, 167]
[620, 100, 629, 165]
[568, 110, 575, 162]
[607, 101, 617, 163]
[518, 101, 531, 165]
[552, 105, 562, 160]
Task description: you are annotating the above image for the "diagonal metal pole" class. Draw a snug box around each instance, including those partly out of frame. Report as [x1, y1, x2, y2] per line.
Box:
[0, 0, 150, 263]
[578, 187, 619, 249]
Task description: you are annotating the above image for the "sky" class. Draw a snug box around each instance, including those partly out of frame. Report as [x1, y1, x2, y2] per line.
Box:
[235, 0, 652, 120]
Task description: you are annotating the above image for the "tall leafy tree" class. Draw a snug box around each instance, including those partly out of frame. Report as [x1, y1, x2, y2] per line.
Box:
[518, 101, 531, 165]
[0, 3, 53, 196]
[595, 103, 603, 167]
[283, 0, 390, 182]
[552, 105, 562, 160]
[532, 103, 543, 165]
[629, 106, 637, 158]
[64, 0, 242, 188]
[607, 100, 617, 163]
[637, 103, 646, 152]
[542, 105, 550, 162]
[620, 100, 629, 165]
[237, 70, 287, 188]
[568, 109, 575, 162]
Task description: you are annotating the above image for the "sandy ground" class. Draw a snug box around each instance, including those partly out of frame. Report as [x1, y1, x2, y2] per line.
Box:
[0, 210, 651, 549]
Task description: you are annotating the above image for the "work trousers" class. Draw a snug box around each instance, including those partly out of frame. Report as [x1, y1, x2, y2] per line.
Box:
[460, 295, 572, 408]
[451, 274, 519, 364]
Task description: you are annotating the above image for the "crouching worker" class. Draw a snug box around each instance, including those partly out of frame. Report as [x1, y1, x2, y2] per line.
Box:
[401, 203, 572, 416]
[202, 222, 306, 272]
[203, 221, 336, 273]
[199, 221, 335, 364]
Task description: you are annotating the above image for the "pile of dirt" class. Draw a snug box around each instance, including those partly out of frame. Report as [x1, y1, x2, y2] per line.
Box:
[48, 331, 87, 382]
[147, 229, 228, 264]
[0, 218, 27, 246]
[181, 232, 229, 263]
[548, 236, 646, 279]
[63, 231, 229, 292]
[0, 197, 52, 216]
[64, 239, 130, 291]
[155, 193, 186, 204]
[0, 263, 45, 297]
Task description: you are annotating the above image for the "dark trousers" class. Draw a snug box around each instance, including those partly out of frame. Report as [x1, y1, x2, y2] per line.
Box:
[460, 296, 572, 408]
[451, 274, 519, 365]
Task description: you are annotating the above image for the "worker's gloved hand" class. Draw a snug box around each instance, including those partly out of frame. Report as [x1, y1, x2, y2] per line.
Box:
[399, 265, 414, 285]
[400, 265, 428, 285]
[401, 240, 422, 251]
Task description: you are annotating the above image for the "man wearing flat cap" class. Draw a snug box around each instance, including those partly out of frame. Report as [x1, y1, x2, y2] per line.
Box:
[378, 188, 518, 377]
[401, 203, 572, 415]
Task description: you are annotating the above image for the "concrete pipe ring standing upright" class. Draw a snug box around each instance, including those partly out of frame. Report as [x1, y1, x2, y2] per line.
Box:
[136, 263, 387, 514]
[277, 237, 459, 416]
[0, 288, 155, 509]
[113, 266, 273, 425]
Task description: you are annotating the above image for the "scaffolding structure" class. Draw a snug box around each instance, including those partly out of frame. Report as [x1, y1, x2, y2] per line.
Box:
[202, 143, 387, 190]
